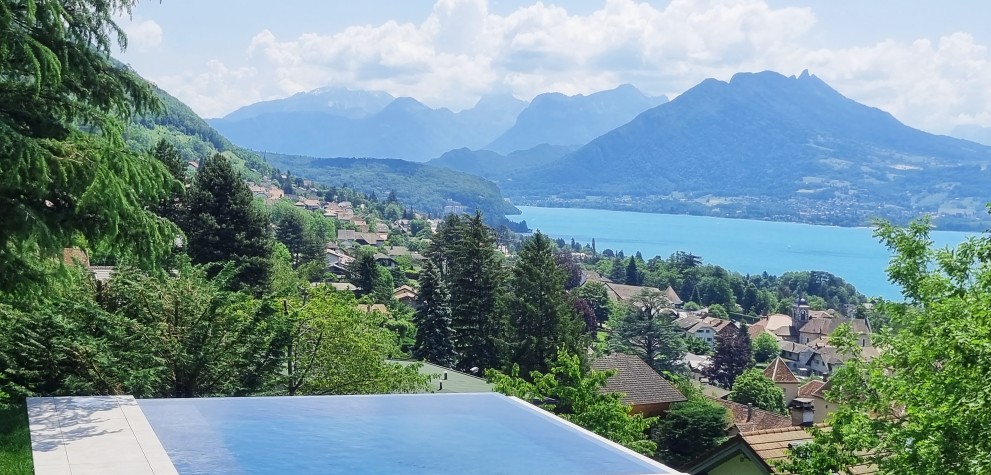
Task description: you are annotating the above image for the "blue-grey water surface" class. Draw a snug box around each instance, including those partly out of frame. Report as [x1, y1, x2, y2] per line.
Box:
[517, 206, 978, 299]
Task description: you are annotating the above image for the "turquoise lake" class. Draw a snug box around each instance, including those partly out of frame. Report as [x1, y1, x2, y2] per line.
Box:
[516, 206, 979, 299]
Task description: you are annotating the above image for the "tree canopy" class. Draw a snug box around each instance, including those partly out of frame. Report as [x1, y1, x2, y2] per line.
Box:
[1, 0, 178, 292]
[778, 218, 991, 474]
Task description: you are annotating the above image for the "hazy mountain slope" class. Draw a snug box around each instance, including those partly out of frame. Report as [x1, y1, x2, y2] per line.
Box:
[219, 87, 396, 121]
[208, 92, 529, 162]
[427, 144, 578, 180]
[951, 124, 991, 147]
[126, 84, 273, 180]
[484, 84, 669, 154]
[125, 80, 518, 221]
[260, 152, 520, 219]
[502, 71, 991, 224]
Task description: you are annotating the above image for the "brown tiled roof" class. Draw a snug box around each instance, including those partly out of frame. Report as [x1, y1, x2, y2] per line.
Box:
[590, 353, 686, 406]
[764, 357, 799, 384]
[62, 248, 90, 267]
[799, 317, 871, 337]
[684, 425, 878, 474]
[708, 397, 792, 433]
[604, 283, 663, 302]
[741, 426, 878, 473]
[810, 380, 831, 399]
[688, 317, 735, 335]
[748, 320, 768, 339]
[664, 286, 683, 305]
[798, 380, 826, 398]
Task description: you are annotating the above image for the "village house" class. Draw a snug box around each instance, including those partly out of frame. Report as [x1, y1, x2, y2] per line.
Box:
[682, 425, 878, 475]
[707, 397, 793, 436]
[603, 282, 663, 303]
[374, 253, 398, 268]
[778, 341, 815, 375]
[325, 249, 353, 268]
[337, 230, 385, 247]
[590, 353, 686, 418]
[764, 357, 800, 403]
[393, 285, 417, 306]
[686, 317, 738, 348]
[664, 286, 684, 308]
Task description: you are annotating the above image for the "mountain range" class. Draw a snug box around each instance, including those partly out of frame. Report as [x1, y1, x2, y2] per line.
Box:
[484, 84, 668, 154]
[207, 84, 666, 161]
[951, 124, 991, 147]
[207, 91, 528, 162]
[432, 70, 991, 229]
[124, 80, 520, 221]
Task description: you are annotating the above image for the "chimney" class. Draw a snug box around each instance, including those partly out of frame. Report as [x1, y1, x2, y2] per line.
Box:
[443, 371, 448, 380]
[439, 381, 443, 390]
[747, 403, 754, 422]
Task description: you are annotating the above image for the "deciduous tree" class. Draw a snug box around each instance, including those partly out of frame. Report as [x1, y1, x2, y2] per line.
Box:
[704, 324, 753, 388]
[609, 289, 686, 374]
[488, 350, 657, 456]
[753, 332, 780, 363]
[729, 368, 788, 415]
[777, 219, 991, 474]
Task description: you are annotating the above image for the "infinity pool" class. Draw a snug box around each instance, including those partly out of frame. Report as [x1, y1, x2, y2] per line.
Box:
[138, 393, 680, 475]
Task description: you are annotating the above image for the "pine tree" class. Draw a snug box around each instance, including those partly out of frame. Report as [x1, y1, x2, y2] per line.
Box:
[150, 139, 186, 228]
[704, 323, 754, 388]
[447, 211, 506, 373]
[183, 154, 273, 293]
[275, 208, 323, 270]
[0, 0, 177, 291]
[507, 232, 585, 375]
[609, 289, 686, 374]
[412, 261, 456, 367]
[346, 249, 378, 294]
[626, 257, 642, 285]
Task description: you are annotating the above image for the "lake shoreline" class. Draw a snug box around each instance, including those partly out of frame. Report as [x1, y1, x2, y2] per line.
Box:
[516, 206, 975, 299]
[508, 200, 991, 233]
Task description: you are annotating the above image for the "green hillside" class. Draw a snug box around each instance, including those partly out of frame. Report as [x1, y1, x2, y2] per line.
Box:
[123, 82, 520, 222]
[259, 152, 520, 221]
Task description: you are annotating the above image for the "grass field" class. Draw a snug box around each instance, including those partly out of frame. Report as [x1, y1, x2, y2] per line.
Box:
[0, 405, 33, 475]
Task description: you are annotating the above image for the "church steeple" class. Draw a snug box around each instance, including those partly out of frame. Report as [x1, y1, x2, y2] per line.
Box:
[792, 294, 810, 323]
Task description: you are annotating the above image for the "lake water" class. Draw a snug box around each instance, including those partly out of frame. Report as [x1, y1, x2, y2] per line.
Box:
[517, 206, 979, 299]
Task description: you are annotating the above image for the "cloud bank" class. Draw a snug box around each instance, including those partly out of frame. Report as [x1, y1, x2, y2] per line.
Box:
[154, 0, 991, 133]
[125, 19, 163, 51]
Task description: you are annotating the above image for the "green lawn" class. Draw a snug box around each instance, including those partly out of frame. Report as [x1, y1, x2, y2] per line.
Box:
[0, 405, 33, 475]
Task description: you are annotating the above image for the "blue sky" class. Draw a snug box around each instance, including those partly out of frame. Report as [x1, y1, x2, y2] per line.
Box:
[116, 0, 991, 133]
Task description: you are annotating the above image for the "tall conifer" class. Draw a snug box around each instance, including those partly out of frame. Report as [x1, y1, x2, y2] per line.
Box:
[183, 154, 273, 293]
[447, 211, 505, 373]
[0, 0, 177, 290]
[413, 261, 456, 367]
[507, 232, 585, 375]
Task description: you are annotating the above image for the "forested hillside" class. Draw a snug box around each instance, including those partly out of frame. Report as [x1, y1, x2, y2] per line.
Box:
[427, 144, 578, 180]
[260, 152, 521, 221]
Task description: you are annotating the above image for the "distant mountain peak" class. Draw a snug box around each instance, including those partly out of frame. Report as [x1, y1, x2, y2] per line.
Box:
[484, 83, 669, 154]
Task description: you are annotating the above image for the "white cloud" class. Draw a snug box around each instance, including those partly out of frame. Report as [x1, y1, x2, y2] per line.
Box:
[125, 19, 163, 52]
[160, 0, 991, 132]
